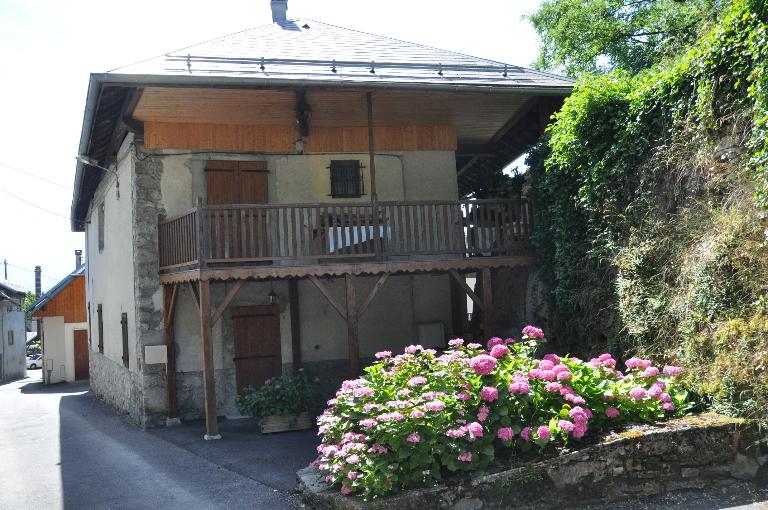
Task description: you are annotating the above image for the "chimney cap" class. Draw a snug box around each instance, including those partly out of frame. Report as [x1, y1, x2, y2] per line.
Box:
[271, 0, 288, 23]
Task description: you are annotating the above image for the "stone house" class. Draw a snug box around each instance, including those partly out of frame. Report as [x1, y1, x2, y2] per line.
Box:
[69, 0, 573, 437]
[0, 280, 27, 382]
[29, 260, 88, 384]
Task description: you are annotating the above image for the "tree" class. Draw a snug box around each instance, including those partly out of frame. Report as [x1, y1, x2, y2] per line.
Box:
[528, 0, 723, 77]
[22, 291, 37, 313]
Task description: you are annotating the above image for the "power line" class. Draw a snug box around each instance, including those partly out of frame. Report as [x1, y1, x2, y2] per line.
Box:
[0, 187, 72, 220]
[0, 161, 70, 189]
[5, 262, 62, 282]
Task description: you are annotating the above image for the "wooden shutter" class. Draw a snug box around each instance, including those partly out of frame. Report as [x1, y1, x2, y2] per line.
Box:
[206, 161, 268, 205]
[97, 304, 103, 353]
[238, 161, 268, 204]
[121, 312, 129, 368]
[98, 204, 105, 252]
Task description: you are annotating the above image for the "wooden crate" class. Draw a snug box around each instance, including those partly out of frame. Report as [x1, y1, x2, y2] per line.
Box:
[260, 412, 314, 434]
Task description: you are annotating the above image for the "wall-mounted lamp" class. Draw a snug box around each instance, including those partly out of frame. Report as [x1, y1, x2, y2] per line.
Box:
[76, 155, 120, 199]
[268, 289, 278, 305]
[294, 138, 306, 155]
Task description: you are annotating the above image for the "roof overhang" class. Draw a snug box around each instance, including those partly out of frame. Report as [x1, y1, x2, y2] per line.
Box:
[71, 72, 572, 231]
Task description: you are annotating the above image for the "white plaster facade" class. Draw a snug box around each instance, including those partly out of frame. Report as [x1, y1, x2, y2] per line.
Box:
[40, 317, 88, 384]
[0, 297, 27, 382]
[83, 133, 459, 424]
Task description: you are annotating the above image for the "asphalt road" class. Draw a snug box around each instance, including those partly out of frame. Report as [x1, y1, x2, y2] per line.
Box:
[0, 370, 302, 510]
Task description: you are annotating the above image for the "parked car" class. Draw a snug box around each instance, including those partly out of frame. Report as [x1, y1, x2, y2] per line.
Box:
[26, 354, 43, 370]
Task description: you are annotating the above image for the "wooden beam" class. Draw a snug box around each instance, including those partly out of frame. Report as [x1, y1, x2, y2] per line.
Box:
[346, 274, 360, 373]
[198, 280, 220, 440]
[481, 268, 494, 341]
[358, 273, 389, 317]
[289, 279, 302, 373]
[188, 281, 200, 311]
[449, 270, 484, 311]
[309, 276, 347, 321]
[159, 255, 538, 285]
[163, 284, 179, 421]
[211, 280, 245, 325]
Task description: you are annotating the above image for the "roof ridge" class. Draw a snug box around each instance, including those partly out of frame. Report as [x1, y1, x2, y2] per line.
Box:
[299, 18, 509, 67]
[108, 17, 573, 83]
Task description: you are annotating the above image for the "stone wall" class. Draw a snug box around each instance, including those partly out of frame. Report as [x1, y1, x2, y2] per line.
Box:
[132, 153, 168, 427]
[89, 351, 143, 424]
[298, 414, 767, 510]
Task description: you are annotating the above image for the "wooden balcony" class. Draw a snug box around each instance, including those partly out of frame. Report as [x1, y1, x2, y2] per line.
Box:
[158, 199, 533, 273]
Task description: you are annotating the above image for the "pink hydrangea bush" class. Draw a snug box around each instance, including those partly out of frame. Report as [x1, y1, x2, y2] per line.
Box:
[314, 328, 691, 499]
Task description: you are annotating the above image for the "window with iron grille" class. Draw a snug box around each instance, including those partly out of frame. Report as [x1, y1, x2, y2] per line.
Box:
[330, 160, 363, 198]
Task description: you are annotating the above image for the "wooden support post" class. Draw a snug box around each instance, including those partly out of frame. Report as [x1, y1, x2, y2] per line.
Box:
[481, 268, 493, 341]
[163, 284, 179, 423]
[366, 92, 381, 259]
[309, 276, 347, 320]
[345, 274, 359, 374]
[449, 269, 484, 311]
[289, 279, 302, 373]
[358, 273, 389, 317]
[198, 280, 220, 440]
[211, 280, 244, 325]
[189, 281, 200, 312]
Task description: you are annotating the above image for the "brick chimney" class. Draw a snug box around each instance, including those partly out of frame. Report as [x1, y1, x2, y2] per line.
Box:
[75, 250, 83, 269]
[34, 266, 41, 297]
[271, 0, 287, 23]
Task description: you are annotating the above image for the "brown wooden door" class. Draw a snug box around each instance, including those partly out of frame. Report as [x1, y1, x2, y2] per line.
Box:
[73, 329, 89, 380]
[232, 305, 282, 394]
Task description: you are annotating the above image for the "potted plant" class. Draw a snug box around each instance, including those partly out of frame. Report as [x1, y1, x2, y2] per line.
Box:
[236, 369, 322, 433]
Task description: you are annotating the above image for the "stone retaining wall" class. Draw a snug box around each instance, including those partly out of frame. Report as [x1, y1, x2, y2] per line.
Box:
[298, 414, 766, 510]
[89, 351, 143, 424]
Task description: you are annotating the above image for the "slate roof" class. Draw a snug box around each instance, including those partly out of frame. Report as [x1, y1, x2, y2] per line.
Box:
[0, 280, 26, 301]
[109, 19, 574, 91]
[27, 265, 85, 315]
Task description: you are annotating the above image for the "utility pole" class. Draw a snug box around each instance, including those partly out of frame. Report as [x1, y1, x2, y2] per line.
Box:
[3, 259, 6, 280]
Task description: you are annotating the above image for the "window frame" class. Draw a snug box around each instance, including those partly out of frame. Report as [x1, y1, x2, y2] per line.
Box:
[329, 160, 364, 198]
[97, 304, 104, 354]
[98, 203, 105, 253]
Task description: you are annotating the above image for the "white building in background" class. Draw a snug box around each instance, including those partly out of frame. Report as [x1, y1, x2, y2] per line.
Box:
[0, 281, 27, 382]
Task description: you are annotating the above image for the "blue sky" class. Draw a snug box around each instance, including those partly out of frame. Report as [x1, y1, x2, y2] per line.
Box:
[0, 0, 542, 292]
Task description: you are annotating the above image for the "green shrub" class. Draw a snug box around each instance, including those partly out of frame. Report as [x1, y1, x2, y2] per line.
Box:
[529, 0, 768, 419]
[314, 329, 693, 499]
[236, 369, 323, 419]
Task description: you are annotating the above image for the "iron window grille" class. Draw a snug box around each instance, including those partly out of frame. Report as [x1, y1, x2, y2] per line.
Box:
[329, 160, 364, 198]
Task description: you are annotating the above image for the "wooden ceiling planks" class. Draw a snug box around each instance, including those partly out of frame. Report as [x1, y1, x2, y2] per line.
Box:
[133, 87, 529, 144]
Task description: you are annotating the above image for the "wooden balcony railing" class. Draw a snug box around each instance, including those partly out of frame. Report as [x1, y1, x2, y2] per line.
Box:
[158, 199, 533, 271]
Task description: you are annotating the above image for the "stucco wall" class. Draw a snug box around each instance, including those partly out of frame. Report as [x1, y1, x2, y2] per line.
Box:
[42, 316, 65, 383]
[157, 150, 457, 213]
[169, 273, 452, 419]
[85, 138, 138, 371]
[0, 302, 27, 381]
[41, 318, 88, 383]
[87, 141, 461, 424]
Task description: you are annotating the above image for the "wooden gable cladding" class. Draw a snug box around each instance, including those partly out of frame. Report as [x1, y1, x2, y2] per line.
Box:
[144, 122, 457, 152]
[32, 275, 86, 323]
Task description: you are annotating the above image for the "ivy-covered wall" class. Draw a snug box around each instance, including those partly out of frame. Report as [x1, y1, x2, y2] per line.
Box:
[529, 0, 768, 420]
